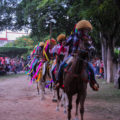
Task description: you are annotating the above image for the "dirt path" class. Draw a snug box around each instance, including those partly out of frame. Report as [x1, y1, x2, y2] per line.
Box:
[0, 74, 120, 120]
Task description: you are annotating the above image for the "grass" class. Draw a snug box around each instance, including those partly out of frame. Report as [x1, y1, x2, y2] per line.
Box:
[86, 79, 120, 119]
[87, 79, 120, 102]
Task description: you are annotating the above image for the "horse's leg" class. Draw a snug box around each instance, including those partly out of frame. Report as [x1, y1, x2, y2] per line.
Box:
[75, 94, 80, 120]
[52, 89, 57, 102]
[50, 82, 52, 92]
[56, 88, 60, 111]
[40, 79, 45, 100]
[40, 62, 47, 100]
[52, 83, 57, 102]
[63, 92, 68, 114]
[79, 94, 86, 120]
[67, 94, 72, 120]
[37, 82, 40, 95]
[60, 90, 64, 107]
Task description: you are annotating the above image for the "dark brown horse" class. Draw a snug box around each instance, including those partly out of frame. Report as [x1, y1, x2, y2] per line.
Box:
[64, 50, 89, 120]
[55, 55, 67, 112]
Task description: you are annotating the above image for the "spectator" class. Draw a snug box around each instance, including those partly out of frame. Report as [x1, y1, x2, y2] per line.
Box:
[118, 68, 120, 89]
[96, 58, 100, 75]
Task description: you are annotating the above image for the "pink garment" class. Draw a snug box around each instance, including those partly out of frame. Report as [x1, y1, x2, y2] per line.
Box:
[51, 44, 68, 56]
[100, 63, 104, 68]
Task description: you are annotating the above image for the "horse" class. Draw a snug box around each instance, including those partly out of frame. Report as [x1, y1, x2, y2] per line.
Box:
[39, 60, 55, 100]
[63, 50, 89, 120]
[54, 55, 68, 113]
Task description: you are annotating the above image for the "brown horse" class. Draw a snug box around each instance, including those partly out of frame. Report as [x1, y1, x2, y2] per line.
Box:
[64, 50, 89, 120]
[55, 55, 68, 112]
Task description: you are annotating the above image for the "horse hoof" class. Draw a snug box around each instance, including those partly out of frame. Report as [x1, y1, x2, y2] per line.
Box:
[61, 104, 63, 107]
[74, 117, 79, 120]
[64, 110, 67, 114]
[56, 107, 59, 112]
[52, 99, 57, 102]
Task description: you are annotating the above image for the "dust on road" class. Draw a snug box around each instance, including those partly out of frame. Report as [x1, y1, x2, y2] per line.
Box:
[0, 74, 119, 120]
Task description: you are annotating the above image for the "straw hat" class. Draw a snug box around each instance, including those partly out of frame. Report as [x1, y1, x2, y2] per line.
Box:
[57, 34, 66, 42]
[50, 38, 57, 45]
[45, 38, 56, 45]
[76, 20, 93, 30]
[39, 42, 45, 47]
[44, 38, 56, 48]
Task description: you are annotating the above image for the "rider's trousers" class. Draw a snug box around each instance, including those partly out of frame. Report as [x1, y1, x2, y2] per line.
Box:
[51, 65, 56, 82]
[56, 55, 73, 81]
[57, 56, 96, 84]
[87, 62, 96, 83]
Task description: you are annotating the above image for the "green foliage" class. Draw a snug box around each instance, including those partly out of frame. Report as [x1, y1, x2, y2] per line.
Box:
[5, 36, 34, 48]
[0, 0, 17, 31]
[1, 0, 120, 57]
[4, 35, 35, 58]
[0, 47, 28, 57]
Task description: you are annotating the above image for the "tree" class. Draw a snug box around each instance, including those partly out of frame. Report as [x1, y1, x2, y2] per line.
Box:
[1, 0, 120, 83]
[0, 47, 28, 58]
[60, 0, 120, 83]
[5, 36, 34, 48]
[0, 0, 17, 31]
[14, 0, 76, 40]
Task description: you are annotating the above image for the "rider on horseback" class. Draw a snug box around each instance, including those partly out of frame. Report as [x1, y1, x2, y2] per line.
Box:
[42, 39, 57, 80]
[30, 42, 45, 73]
[55, 20, 99, 91]
[51, 34, 68, 82]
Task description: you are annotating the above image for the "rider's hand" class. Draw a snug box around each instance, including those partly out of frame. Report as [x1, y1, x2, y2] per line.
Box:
[62, 41, 66, 46]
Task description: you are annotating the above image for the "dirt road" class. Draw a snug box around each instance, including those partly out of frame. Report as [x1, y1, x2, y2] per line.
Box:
[0, 74, 120, 120]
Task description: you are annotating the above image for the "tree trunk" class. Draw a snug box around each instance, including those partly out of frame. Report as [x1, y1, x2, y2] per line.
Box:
[113, 62, 119, 87]
[102, 39, 107, 80]
[100, 33, 107, 80]
[107, 45, 114, 83]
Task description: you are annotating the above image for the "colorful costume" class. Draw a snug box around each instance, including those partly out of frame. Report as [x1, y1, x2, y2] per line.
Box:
[51, 34, 68, 82]
[56, 20, 99, 91]
[42, 39, 57, 79]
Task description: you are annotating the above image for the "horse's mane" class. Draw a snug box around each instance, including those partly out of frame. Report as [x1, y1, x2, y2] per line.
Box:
[73, 51, 88, 75]
[74, 57, 83, 74]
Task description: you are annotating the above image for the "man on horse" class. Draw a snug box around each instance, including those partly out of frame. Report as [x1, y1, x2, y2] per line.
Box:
[55, 20, 99, 91]
[42, 39, 57, 81]
[51, 34, 69, 82]
[29, 42, 45, 73]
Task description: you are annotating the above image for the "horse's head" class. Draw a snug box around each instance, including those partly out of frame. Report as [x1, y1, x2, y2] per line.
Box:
[73, 50, 88, 74]
[77, 50, 89, 61]
[89, 45, 96, 59]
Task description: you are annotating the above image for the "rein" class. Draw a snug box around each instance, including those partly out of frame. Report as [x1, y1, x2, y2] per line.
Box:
[64, 56, 89, 83]
[64, 69, 80, 78]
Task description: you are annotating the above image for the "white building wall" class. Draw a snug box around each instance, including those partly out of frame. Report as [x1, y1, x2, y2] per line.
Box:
[0, 29, 31, 46]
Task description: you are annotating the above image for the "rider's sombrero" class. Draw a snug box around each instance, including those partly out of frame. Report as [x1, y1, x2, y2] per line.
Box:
[57, 34, 66, 42]
[44, 39, 56, 48]
[50, 38, 57, 45]
[76, 20, 93, 30]
[39, 42, 45, 47]
[46, 38, 56, 45]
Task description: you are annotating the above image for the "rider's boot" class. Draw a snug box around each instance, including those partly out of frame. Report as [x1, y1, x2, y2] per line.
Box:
[54, 62, 66, 89]
[89, 76, 99, 91]
[88, 62, 99, 91]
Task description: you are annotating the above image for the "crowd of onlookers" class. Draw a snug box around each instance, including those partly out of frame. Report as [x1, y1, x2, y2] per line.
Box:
[92, 58, 104, 79]
[92, 57, 120, 89]
[0, 57, 27, 75]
